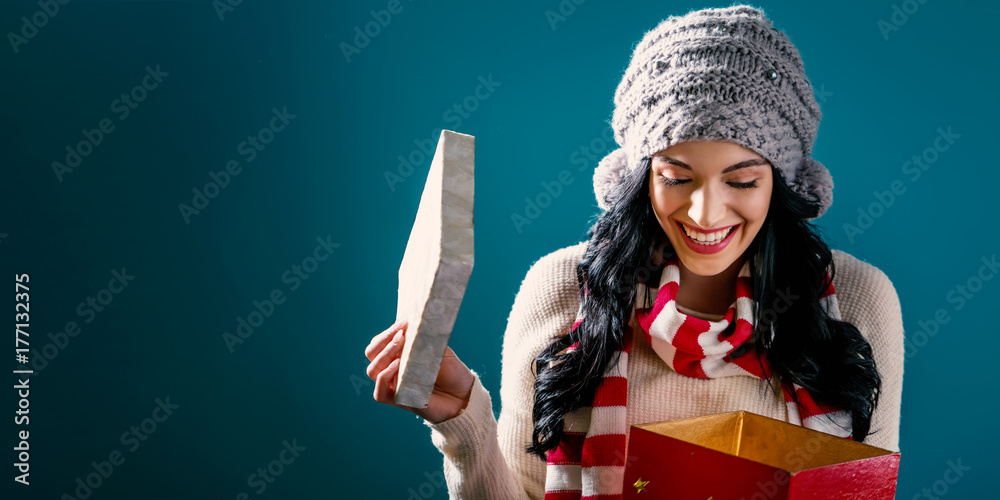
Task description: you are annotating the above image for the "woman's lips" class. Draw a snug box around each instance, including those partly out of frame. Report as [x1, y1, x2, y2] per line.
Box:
[675, 220, 739, 255]
[676, 220, 738, 234]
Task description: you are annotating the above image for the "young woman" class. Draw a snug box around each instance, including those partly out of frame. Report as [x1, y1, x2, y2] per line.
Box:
[366, 5, 903, 499]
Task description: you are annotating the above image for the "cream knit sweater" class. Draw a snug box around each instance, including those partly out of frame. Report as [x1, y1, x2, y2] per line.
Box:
[423, 241, 904, 499]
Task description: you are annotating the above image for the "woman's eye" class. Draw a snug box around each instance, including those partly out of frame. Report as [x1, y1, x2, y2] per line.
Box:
[658, 176, 690, 186]
[728, 180, 758, 189]
[657, 175, 759, 189]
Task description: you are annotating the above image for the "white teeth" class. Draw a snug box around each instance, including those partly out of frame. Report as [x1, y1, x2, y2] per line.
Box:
[682, 224, 734, 245]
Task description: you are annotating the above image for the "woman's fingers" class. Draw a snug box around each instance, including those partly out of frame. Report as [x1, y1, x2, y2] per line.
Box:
[373, 357, 400, 404]
[366, 328, 405, 380]
[365, 319, 406, 361]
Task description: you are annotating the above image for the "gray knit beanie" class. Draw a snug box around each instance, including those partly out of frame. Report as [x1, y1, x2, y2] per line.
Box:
[594, 4, 833, 219]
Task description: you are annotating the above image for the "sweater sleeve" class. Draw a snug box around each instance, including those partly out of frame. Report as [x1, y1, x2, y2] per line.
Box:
[422, 242, 587, 499]
[832, 250, 905, 453]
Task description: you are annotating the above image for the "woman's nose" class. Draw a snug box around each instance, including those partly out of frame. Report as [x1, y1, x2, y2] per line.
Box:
[688, 185, 726, 228]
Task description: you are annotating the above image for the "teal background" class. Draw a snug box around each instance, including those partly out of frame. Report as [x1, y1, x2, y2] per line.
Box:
[1, 0, 997, 498]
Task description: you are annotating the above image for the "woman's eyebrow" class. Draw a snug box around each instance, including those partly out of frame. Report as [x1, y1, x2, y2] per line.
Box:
[656, 156, 769, 173]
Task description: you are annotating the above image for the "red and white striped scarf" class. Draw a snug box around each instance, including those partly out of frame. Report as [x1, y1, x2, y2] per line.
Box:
[543, 254, 852, 499]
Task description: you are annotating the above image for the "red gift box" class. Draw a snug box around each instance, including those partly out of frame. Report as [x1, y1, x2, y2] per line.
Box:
[621, 411, 900, 499]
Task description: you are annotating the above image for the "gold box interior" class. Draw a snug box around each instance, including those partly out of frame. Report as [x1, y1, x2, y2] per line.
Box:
[634, 411, 894, 471]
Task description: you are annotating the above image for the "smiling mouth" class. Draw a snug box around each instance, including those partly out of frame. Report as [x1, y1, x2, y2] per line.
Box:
[676, 221, 738, 245]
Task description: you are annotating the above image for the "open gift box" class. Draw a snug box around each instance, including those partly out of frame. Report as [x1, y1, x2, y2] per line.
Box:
[621, 411, 900, 499]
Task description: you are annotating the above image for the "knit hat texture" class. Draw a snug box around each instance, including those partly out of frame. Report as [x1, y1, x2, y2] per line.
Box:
[594, 5, 834, 219]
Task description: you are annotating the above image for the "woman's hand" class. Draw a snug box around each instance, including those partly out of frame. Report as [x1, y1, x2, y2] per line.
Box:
[365, 319, 475, 424]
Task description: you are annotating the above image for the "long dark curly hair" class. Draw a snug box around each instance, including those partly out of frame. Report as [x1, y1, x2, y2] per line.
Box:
[526, 156, 881, 460]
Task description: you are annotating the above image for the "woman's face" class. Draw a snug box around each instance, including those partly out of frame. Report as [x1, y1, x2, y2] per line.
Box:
[649, 140, 774, 276]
